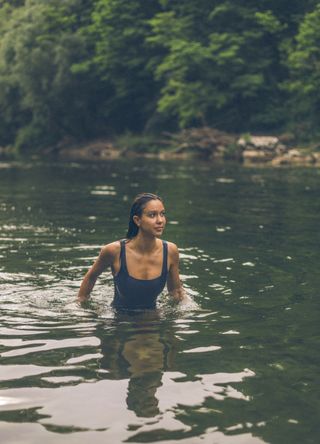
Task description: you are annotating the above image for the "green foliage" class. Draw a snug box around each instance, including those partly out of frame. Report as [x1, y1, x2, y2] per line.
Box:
[81, 0, 160, 132]
[0, 0, 102, 151]
[0, 0, 319, 150]
[285, 4, 320, 137]
[148, 3, 285, 130]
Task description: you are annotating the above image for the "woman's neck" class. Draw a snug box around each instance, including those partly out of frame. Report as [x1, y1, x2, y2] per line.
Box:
[129, 232, 159, 253]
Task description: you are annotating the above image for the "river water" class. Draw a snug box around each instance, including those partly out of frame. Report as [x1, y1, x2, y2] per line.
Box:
[0, 159, 319, 443]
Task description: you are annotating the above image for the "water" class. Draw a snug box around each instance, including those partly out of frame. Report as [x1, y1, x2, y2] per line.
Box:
[0, 159, 319, 443]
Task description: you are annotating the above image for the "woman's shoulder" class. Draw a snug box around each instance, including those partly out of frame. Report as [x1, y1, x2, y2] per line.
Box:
[100, 240, 122, 259]
[164, 240, 179, 257]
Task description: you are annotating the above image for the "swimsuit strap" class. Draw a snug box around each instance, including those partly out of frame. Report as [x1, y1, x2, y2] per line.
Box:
[161, 241, 168, 278]
[119, 239, 128, 273]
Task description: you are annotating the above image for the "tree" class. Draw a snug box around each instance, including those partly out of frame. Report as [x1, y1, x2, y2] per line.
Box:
[0, 0, 101, 150]
[148, 1, 286, 131]
[285, 4, 320, 138]
[84, 0, 160, 132]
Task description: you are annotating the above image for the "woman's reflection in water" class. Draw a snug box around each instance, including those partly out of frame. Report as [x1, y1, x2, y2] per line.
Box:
[99, 308, 178, 418]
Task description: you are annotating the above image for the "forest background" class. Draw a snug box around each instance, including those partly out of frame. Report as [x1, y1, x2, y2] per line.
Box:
[0, 0, 320, 154]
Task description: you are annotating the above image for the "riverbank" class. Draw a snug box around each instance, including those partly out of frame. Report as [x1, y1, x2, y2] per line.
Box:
[2, 127, 320, 166]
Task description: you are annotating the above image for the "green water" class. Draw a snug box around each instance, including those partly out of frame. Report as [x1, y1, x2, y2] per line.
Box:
[0, 159, 319, 443]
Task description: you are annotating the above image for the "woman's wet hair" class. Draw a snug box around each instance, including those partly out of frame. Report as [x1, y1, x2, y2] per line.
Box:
[126, 193, 163, 239]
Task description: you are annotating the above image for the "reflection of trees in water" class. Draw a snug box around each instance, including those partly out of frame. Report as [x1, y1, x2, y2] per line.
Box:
[98, 309, 178, 418]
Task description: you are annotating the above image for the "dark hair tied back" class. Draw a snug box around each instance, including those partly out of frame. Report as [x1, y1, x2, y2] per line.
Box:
[126, 193, 162, 239]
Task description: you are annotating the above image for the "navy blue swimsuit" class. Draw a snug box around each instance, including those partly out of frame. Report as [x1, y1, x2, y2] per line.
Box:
[112, 240, 168, 309]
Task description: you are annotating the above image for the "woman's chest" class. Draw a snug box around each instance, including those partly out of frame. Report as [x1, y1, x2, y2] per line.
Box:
[126, 253, 163, 280]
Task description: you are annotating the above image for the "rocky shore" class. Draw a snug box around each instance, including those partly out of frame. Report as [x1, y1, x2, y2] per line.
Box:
[2, 127, 320, 166]
[238, 135, 320, 166]
[157, 128, 320, 166]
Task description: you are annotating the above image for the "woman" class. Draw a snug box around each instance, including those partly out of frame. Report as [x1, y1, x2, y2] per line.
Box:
[78, 192, 189, 308]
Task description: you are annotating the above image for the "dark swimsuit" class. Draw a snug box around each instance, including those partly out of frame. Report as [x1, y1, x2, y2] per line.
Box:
[112, 239, 168, 309]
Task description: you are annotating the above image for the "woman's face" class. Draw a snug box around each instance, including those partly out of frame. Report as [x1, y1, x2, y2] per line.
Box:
[134, 199, 166, 237]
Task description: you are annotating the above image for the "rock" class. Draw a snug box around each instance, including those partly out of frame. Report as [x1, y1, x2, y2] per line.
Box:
[271, 149, 317, 166]
[287, 149, 302, 158]
[0, 145, 15, 159]
[58, 141, 121, 160]
[275, 144, 287, 155]
[243, 149, 275, 163]
[238, 134, 290, 164]
[271, 155, 290, 166]
[238, 135, 280, 150]
[312, 152, 320, 164]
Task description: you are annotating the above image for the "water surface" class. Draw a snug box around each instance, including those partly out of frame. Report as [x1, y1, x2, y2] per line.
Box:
[0, 159, 319, 443]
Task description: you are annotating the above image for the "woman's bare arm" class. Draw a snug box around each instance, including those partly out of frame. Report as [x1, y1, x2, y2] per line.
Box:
[77, 243, 116, 302]
[167, 243, 191, 304]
